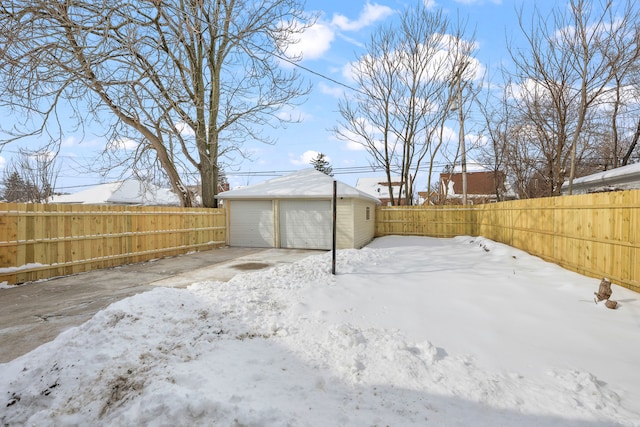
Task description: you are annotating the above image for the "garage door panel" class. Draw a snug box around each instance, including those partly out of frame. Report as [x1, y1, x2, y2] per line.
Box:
[280, 200, 331, 250]
[230, 201, 273, 247]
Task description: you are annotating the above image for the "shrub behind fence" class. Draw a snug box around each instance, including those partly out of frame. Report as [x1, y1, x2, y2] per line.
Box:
[376, 190, 640, 293]
[0, 203, 226, 285]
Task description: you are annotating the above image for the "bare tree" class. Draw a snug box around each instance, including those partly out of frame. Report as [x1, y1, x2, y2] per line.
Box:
[507, 0, 640, 195]
[447, 21, 480, 205]
[0, 0, 312, 207]
[1, 149, 60, 203]
[622, 119, 640, 166]
[476, 74, 512, 201]
[333, 5, 475, 205]
[562, 0, 640, 191]
[604, 60, 640, 168]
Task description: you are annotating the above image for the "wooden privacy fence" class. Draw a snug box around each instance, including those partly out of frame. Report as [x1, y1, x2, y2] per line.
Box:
[376, 189, 640, 293]
[0, 203, 226, 286]
[376, 205, 477, 238]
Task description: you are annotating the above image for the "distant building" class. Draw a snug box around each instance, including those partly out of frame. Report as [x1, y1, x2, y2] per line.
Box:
[439, 170, 515, 205]
[49, 180, 181, 206]
[356, 176, 411, 205]
[561, 163, 640, 195]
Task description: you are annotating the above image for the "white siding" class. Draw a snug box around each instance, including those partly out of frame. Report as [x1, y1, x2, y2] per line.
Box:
[352, 199, 376, 248]
[336, 199, 353, 249]
[229, 200, 274, 247]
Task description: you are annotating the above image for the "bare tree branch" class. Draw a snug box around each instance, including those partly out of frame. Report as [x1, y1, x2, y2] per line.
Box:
[333, 4, 475, 205]
[0, 0, 312, 207]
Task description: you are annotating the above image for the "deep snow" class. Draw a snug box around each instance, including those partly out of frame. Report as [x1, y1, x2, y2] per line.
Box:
[1, 236, 639, 426]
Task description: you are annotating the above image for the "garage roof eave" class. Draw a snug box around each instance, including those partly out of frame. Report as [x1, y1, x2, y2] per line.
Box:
[215, 169, 381, 204]
[216, 193, 380, 203]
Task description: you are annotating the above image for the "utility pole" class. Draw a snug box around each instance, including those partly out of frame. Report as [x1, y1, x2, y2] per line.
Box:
[449, 57, 469, 205]
[332, 180, 337, 275]
[458, 76, 467, 206]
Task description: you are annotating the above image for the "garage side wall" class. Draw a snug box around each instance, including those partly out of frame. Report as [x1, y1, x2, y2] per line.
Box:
[336, 199, 354, 249]
[335, 198, 376, 249]
[351, 198, 376, 248]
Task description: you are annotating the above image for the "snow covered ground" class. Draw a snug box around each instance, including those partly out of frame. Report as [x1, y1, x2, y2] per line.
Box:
[1, 236, 639, 426]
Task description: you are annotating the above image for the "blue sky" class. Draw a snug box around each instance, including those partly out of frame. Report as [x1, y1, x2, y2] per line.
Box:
[0, 0, 536, 194]
[234, 0, 525, 189]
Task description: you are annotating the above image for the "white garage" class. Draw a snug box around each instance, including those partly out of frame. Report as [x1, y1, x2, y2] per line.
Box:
[217, 169, 380, 250]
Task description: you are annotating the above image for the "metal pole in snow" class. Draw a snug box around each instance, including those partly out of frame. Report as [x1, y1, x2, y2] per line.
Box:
[332, 180, 337, 275]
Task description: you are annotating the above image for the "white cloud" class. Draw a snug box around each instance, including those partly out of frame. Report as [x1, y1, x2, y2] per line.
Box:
[595, 85, 640, 111]
[61, 136, 78, 148]
[345, 35, 484, 85]
[281, 2, 394, 64]
[336, 117, 384, 152]
[276, 107, 311, 122]
[289, 150, 329, 166]
[438, 125, 458, 145]
[109, 138, 138, 151]
[341, 61, 358, 83]
[331, 2, 394, 32]
[335, 33, 365, 49]
[423, 0, 438, 9]
[453, 0, 502, 4]
[175, 122, 195, 137]
[470, 133, 489, 149]
[345, 139, 367, 151]
[319, 82, 345, 98]
[0, 155, 5, 170]
[282, 21, 335, 61]
[507, 78, 558, 103]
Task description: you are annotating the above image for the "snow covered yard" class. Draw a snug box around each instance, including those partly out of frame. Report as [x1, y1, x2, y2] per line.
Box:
[1, 236, 639, 426]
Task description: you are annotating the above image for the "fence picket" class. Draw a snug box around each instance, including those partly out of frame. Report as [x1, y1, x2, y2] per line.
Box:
[0, 204, 226, 285]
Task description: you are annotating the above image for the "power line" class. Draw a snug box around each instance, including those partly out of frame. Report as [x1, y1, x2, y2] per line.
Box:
[224, 163, 452, 178]
[248, 42, 366, 97]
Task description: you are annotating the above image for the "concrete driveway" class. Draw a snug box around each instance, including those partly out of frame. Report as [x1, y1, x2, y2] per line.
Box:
[0, 247, 320, 363]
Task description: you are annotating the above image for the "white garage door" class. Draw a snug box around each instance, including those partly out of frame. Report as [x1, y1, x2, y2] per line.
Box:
[279, 200, 332, 250]
[229, 200, 274, 247]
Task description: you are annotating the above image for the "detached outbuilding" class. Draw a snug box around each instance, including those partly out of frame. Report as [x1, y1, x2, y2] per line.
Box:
[49, 180, 181, 206]
[561, 163, 640, 195]
[216, 169, 380, 250]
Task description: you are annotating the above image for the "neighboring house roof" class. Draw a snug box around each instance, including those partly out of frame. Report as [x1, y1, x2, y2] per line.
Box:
[355, 176, 405, 201]
[49, 180, 181, 206]
[561, 163, 640, 195]
[216, 168, 380, 203]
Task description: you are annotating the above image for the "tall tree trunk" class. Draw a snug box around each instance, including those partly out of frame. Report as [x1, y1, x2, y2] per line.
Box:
[621, 118, 640, 166]
[200, 160, 219, 208]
